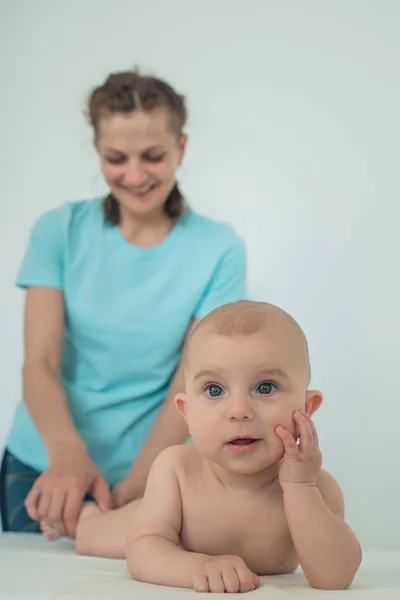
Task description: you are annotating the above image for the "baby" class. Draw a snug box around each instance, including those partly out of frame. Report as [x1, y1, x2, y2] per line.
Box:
[42, 301, 362, 593]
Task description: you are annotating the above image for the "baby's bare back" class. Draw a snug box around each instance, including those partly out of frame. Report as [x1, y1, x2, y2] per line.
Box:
[177, 449, 299, 576]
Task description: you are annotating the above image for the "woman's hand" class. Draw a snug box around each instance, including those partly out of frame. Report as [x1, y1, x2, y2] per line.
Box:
[25, 446, 112, 539]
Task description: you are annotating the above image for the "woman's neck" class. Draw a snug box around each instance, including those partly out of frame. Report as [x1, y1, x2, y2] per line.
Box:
[119, 206, 175, 248]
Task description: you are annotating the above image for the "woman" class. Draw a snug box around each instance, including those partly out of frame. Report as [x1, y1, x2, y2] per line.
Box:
[0, 70, 246, 537]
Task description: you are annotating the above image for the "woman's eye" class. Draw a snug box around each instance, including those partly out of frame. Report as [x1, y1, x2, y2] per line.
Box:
[145, 155, 164, 163]
[106, 157, 125, 165]
[205, 384, 224, 398]
[256, 382, 277, 395]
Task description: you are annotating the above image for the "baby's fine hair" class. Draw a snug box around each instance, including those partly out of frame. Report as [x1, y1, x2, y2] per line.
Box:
[194, 300, 306, 337]
[187, 301, 311, 382]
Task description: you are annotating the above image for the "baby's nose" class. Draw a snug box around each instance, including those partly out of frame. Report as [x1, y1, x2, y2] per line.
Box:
[226, 395, 254, 421]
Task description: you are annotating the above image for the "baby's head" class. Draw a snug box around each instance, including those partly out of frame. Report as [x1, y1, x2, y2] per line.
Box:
[175, 301, 322, 478]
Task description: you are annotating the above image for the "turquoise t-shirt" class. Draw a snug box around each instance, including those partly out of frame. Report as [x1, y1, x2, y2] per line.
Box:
[7, 198, 247, 485]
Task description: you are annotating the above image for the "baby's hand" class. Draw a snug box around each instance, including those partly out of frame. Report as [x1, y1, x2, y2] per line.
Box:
[192, 555, 260, 593]
[276, 410, 322, 491]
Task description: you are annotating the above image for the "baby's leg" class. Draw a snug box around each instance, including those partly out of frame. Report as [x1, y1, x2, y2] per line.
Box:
[74, 499, 141, 559]
[40, 520, 60, 541]
[41, 499, 141, 559]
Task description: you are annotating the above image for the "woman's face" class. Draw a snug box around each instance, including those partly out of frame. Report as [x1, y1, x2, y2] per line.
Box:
[95, 107, 186, 220]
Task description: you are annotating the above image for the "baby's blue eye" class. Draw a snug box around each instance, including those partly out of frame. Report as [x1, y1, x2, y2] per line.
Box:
[206, 385, 224, 398]
[256, 382, 277, 395]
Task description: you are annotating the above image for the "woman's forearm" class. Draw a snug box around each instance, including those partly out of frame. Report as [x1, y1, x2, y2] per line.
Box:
[125, 365, 189, 490]
[23, 359, 85, 459]
[125, 319, 200, 492]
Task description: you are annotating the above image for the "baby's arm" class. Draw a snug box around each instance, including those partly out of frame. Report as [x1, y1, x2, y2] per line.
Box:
[277, 411, 362, 590]
[127, 447, 207, 588]
[127, 447, 259, 593]
[284, 469, 362, 589]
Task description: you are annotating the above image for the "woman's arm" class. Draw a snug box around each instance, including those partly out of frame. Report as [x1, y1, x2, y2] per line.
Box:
[23, 287, 111, 537]
[23, 287, 82, 453]
[115, 362, 189, 501]
[112, 319, 200, 506]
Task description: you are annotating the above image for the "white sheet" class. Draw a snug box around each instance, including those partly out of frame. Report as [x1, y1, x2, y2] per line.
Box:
[0, 533, 399, 599]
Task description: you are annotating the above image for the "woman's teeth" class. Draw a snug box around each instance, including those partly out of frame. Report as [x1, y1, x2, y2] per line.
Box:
[125, 184, 155, 195]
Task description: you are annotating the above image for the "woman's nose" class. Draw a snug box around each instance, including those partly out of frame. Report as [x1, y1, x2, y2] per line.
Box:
[226, 395, 254, 421]
[123, 162, 148, 187]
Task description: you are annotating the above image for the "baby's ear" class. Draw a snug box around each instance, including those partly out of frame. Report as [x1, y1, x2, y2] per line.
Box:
[305, 390, 323, 417]
[175, 393, 188, 424]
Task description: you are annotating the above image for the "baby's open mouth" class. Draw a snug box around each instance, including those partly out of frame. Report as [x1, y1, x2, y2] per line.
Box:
[228, 437, 260, 446]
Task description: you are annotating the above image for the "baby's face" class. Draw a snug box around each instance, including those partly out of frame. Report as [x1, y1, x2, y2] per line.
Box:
[178, 328, 320, 476]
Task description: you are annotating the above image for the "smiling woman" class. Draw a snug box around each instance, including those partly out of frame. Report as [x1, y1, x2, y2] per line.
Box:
[88, 72, 188, 235]
[0, 69, 247, 538]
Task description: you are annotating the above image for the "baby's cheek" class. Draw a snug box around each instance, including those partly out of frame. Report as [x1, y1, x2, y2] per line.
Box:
[273, 409, 298, 438]
[187, 409, 215, 441]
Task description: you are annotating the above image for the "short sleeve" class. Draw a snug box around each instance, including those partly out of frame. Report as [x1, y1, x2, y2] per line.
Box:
[17, 208, 66, 290]
[194, 235, 247, 319]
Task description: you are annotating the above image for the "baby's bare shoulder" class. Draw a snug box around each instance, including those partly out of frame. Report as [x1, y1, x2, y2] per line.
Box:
[156, 444, 201, 475]
[317, 469, 345, 517]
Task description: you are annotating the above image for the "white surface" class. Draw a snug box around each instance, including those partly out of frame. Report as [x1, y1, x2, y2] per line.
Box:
[0, 534, 399, 599]
[1, 1, 400, 549]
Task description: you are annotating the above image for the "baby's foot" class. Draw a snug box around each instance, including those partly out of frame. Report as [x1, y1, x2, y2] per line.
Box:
[40, 520, 61, 541]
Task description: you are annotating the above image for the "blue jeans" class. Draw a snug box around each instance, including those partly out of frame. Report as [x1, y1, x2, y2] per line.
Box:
[0, 449, 41, 533]
[0, 449, 108, 533]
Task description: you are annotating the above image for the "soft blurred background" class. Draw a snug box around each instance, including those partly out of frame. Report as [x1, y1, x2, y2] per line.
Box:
[1, 0, 399, 547]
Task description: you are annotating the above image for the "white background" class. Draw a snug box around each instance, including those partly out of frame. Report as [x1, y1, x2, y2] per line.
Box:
[1, 1, 399, 548]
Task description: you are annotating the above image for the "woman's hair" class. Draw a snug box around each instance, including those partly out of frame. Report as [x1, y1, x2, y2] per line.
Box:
[87, 70, 187, 224]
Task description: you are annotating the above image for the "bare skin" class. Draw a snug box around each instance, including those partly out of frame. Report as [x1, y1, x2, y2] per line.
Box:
[160, 446, 299, 577]
[43, 445, 292, 573]
[42, 302, 362, 593]
[42, 444, 294, 590]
